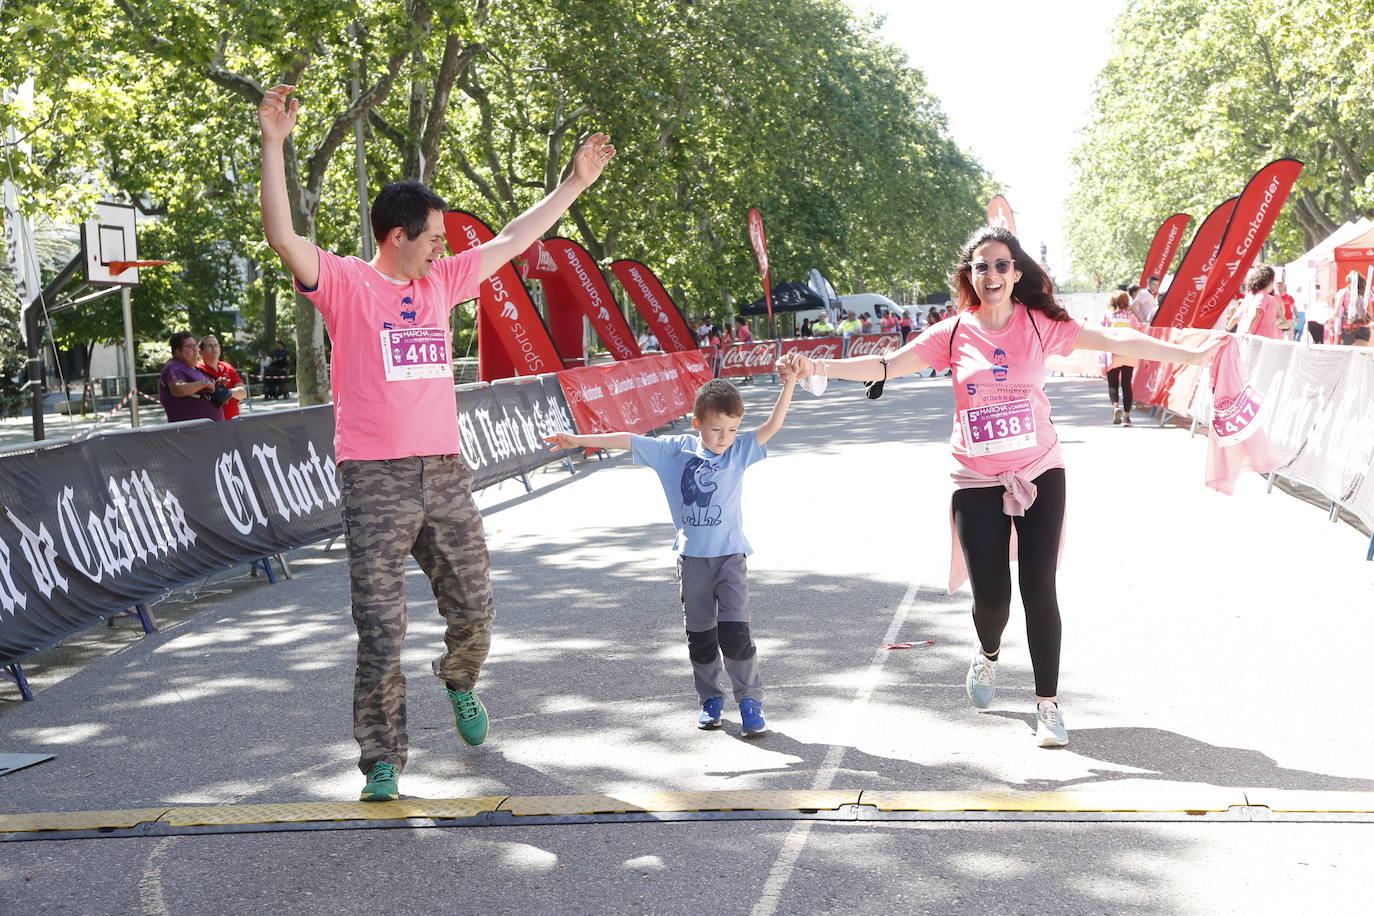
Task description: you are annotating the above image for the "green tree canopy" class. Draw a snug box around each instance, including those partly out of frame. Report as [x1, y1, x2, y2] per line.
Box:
[1066, 0, 1374, 285]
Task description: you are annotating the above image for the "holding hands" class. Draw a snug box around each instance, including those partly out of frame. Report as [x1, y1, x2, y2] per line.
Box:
[258, 84, 300, 142]
[774, 351, 814, 379]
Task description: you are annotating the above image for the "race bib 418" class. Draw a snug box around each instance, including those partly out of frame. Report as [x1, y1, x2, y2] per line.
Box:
[380, 327, 451, 381]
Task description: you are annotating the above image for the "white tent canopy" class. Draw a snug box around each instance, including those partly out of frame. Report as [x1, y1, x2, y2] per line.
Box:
[1282, 218, 1372, 307]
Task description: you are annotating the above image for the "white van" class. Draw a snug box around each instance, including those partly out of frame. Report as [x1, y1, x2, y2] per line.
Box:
[837, 293, 898, 316]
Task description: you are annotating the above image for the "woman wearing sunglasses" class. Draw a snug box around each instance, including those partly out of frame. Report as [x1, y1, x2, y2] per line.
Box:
[781, 225, 1220, 747]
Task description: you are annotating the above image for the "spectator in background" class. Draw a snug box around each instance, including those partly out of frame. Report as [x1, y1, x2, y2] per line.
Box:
[800, 318, 814, 337]
[734, 316, 754, 343]
[1334, 272, 1369, 346]
[1275, 281, 1296, 338]
[197, 334, 248, 419]
[942, 304, 956, 320]
[927, 306, 942, 327]
[859, 312, 874, 333]
[698, 317, 712, 340]
[1306, 290, 1330, 344]
[1237, 264, 1283, 340]
[159, 331, 225, 423]
[264, 339, 292, 400]
[637, 330, 660, 351]
[898, 311, 913, 342]
[880, 310, 898, 335]
[812, 314, 834, 336]
[839, 311, 862, 356]
[1102, 290, 1142, 426]
[1132, 276, 1160, 325]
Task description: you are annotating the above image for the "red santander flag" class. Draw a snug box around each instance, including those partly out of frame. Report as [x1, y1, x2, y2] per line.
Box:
[987, 195, 1016, 235]
[1140, 213, 1190, 287]
[443, 210, 564, 380]
[1151, 197, 1237, 329]
[609, 259, 698, 352]
[541, 237, 642, 361]
[747, 207, 774, 337]
[1189, 158, 1304, 329]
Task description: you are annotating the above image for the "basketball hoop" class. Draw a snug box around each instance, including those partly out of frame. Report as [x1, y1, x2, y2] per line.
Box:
[108, 259, 172, 276]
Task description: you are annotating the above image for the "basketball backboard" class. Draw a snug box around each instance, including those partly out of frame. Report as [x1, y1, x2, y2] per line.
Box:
[81, 200, 139, 286]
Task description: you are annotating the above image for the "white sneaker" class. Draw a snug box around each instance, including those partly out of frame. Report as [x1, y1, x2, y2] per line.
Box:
[965, 654, 998, 708]
[1036, 701, 1069, 747]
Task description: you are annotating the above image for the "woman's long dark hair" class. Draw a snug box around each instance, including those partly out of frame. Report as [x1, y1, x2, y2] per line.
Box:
[950, 226, 1070, 322]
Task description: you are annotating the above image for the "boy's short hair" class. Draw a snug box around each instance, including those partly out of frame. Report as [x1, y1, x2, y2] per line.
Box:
[694, 379, 744, 420]
[371, 181, 448, 242]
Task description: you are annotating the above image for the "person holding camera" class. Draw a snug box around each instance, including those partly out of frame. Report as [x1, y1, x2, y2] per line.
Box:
[196, 334, 248, 419]
[158, 331, 227, 423]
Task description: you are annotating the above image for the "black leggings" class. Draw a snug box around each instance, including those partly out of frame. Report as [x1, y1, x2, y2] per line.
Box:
[951, 468, 1066, 697]
[1308, 321, 1325, 345]
[1107, 366, 1133, 412]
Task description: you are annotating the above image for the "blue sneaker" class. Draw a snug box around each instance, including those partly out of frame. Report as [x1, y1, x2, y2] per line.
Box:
[1036, 701, 1069, 747]
[739, 698, 767, 736]
[966, 654, 998, 708]
[698, 696, 724, 729]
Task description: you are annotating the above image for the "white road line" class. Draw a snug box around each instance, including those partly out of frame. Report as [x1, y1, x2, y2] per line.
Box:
[750, 580, 925, 916]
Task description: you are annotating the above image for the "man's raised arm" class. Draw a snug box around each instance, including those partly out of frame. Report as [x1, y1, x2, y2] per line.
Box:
[258, 84, 320, 290]
[477, 133, 617, 282]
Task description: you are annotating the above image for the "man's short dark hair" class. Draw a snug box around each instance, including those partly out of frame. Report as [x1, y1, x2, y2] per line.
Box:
[1147, 275, 1160, 285]
[694, 379, 744, 420]
[371, 182, 448, 243]
[170, 331, 195, 354]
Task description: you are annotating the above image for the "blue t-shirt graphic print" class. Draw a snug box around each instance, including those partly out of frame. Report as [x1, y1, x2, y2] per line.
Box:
[632, 430, 767, 557]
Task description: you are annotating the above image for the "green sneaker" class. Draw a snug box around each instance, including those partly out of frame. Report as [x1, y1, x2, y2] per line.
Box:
[360, 762, 399, 802]
[446, 685, 489, 746]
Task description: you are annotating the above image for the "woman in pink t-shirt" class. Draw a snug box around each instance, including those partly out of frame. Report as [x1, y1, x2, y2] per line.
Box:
[1241, 264, 1284, 340]
[1101, 290, 1143, 425]
[782, 226, 1222, 748]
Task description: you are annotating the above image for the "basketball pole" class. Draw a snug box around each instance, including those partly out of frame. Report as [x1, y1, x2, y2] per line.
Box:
[122, 286, 139, 427]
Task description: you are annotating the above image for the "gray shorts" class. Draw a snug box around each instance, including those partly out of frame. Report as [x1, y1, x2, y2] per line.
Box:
[678, 553, 749, 631]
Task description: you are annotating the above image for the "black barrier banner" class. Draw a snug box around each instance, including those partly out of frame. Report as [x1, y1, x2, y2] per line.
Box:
[0, 408, 342, 666]
[457, 375, 577, 490]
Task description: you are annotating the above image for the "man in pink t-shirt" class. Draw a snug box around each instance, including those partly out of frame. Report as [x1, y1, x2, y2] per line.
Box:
[259, 84, 616, 802]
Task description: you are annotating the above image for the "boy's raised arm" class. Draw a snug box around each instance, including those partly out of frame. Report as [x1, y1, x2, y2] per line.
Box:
[544, 431, 634, 452]
[754, 369, 798, 446]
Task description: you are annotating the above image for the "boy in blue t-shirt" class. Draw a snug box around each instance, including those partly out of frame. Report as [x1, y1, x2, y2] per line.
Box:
[545, 371, 797, 734]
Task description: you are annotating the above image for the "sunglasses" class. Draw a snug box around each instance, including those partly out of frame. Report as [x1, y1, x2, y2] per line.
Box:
[971, 259, 1015, 276]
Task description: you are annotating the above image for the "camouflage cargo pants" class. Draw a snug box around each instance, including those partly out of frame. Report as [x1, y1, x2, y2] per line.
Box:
[341, 455, 494, 774]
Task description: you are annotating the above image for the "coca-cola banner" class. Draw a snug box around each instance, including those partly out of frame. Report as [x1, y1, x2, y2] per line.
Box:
[1190, 158, 1304, 329]
[542, 238, 642, 361]
[0, 408, 344, 667]
[443, 210, 565, 380]
[609, 259, 698, 353]
[1152, 197, 1238, 330]
[1140, 213, 1190, 287]
[779, 337, 844, 361]
[720, 340, 781, 377]
[558, 351, 714, 434]
[846, 333, 903, 357]
[459, 375, 579, 490]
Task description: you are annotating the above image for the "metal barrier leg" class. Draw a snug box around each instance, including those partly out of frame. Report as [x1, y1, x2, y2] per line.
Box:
[562, 457, 576, 474]
[274, 553, 292, 580]
[252, 556, 278, 584]
[1329, 502, 1340, 522]
[324, 536, 339, 552]
[1367, 532, 1373, 562]
[2, 664, 34, 701]
[1266, 470, 1277, 493]
[1189, 417, 1198, 437]
[519, 473, 533, 494]
[106, 603, 156, 633]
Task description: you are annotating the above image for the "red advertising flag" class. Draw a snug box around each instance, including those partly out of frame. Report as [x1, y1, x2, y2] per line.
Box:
[1190, 158, 1304, 329]
[557, 351, 711, 435]
[1140, 213, 1190, 287]
[747, 208, 775, 337]
[443, 210, 564, 380]
[987, 195, 1017, 235]
[515, 239, 558, 281]
[609, 259, 698, 353]
[541, 238, 642, 361]
[1150, 197, 1238, 329]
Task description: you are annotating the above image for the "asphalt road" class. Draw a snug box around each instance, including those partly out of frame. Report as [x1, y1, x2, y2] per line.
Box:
[2, 372, 1372, 914]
